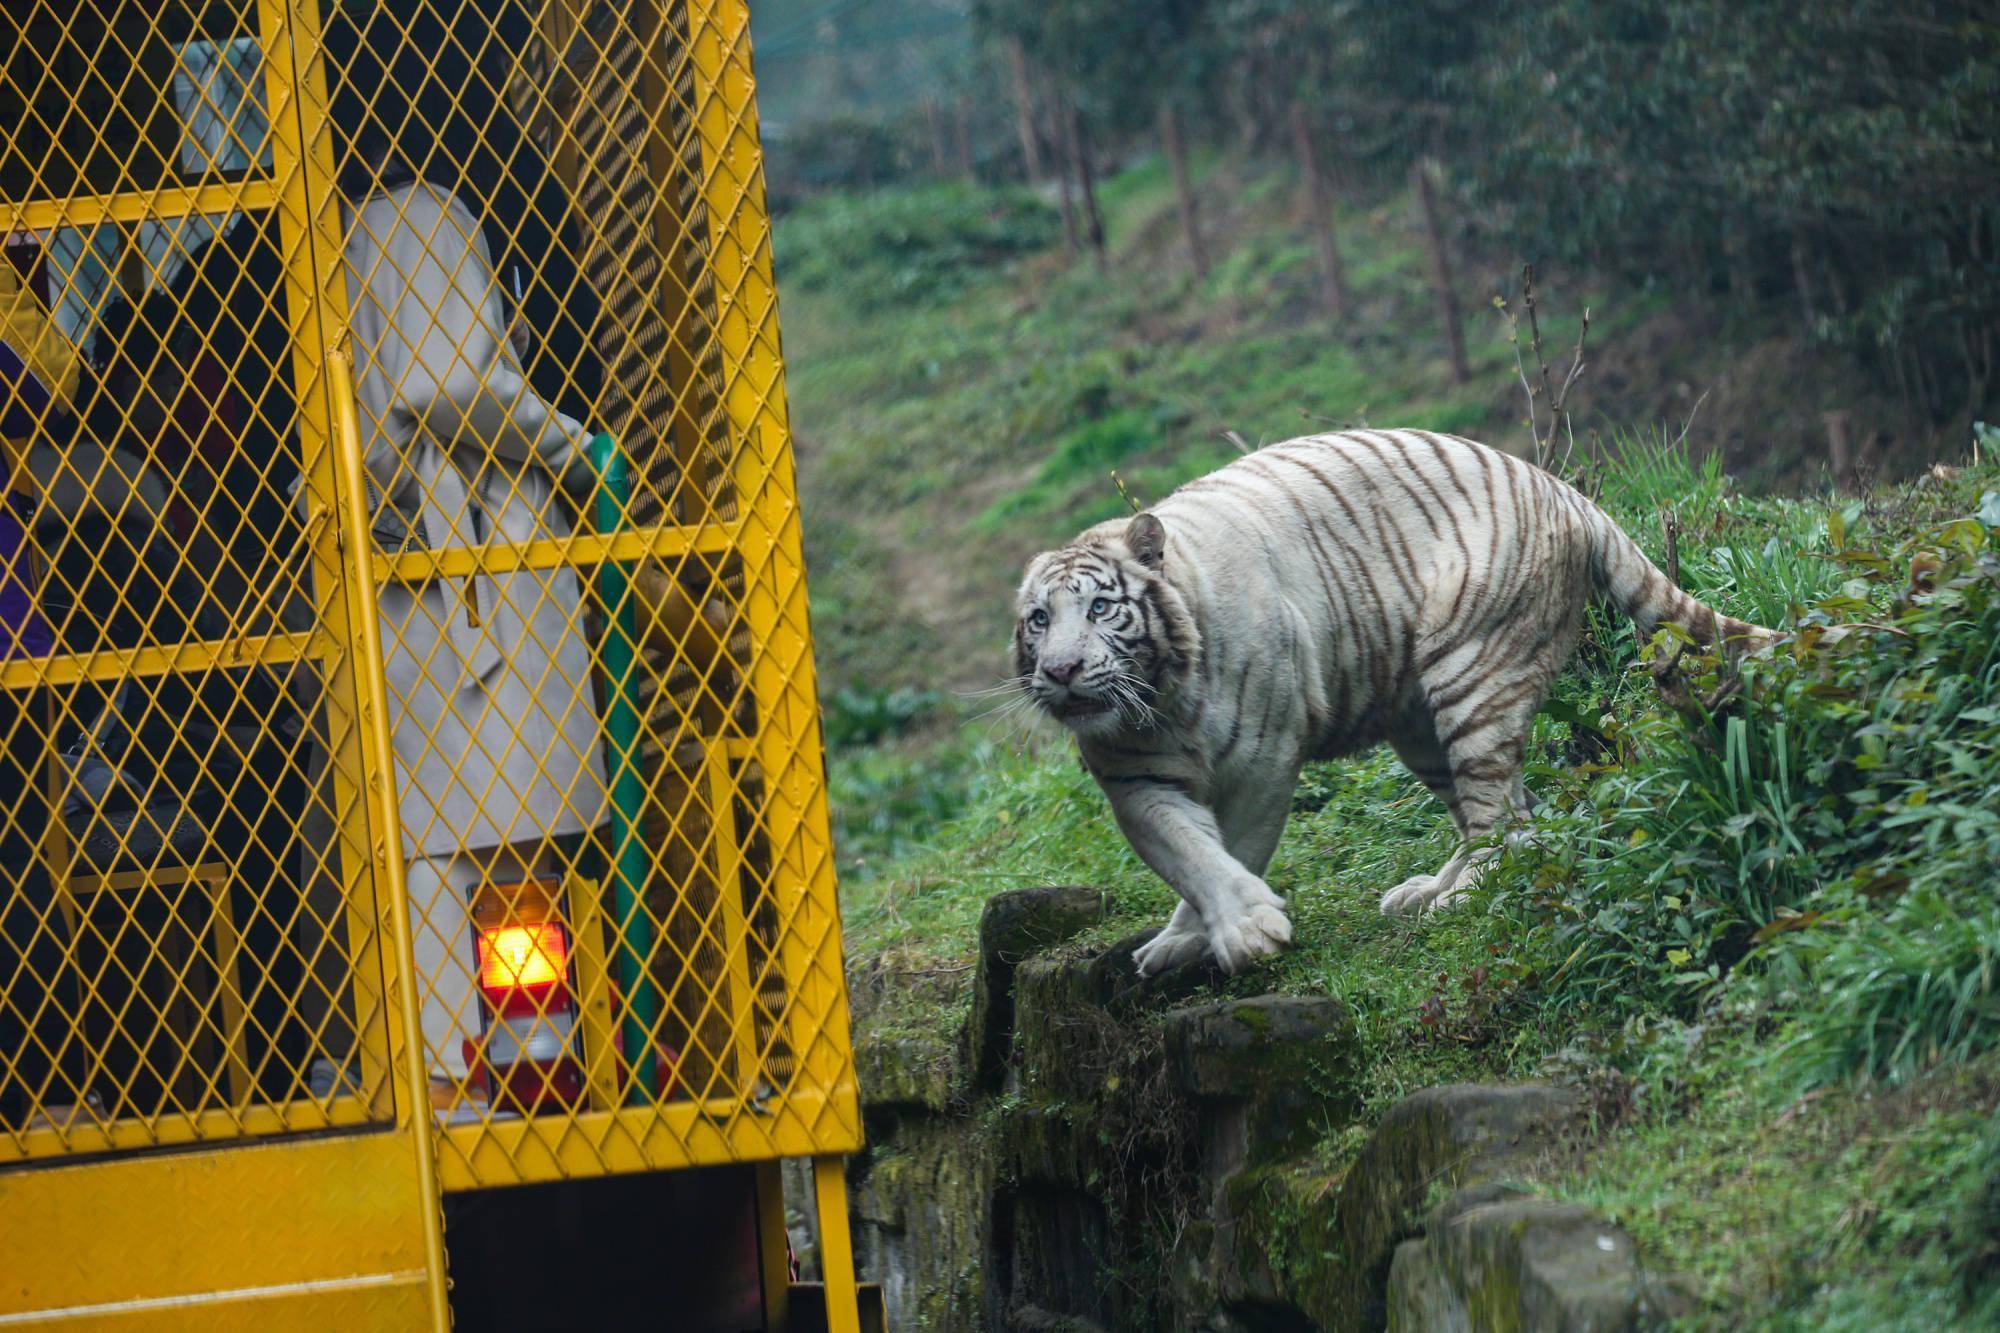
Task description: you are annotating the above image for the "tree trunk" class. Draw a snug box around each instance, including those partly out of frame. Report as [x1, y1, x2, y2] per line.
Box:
[1062, 98, 1106, 270]
[1412, 157, 1469, 385]
[1790, 227, 1819, 329]
[1048, 78, 1079, 256]
[1727, 219, 1757, 305]
[923, 98, 950, 177]
[1159, 102, 1208, 279]
[1005, 39, 1044, 182]
[953, 97, 975, 180]
[1290, 103, 1347, 319]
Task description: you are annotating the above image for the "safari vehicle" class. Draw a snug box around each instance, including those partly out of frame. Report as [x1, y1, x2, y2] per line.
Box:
[0, 0, 875, 1327]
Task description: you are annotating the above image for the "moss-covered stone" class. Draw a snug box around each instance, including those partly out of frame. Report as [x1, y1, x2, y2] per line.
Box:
[1388, 1194, 1692, 1331]
[848, 1112, 993, 1332]
[849, 962, 970, 1113]
[966, 887, 1105, 1092]
[1228, 1082, 1587, 1329]
[1387, 1235, 1470, 1332]
[1165, 995, 1361, 1166]
[989, 1097, 1104, 1188]
[1012, 952, 1126, 1103]
[839, 904, 1678, 1333]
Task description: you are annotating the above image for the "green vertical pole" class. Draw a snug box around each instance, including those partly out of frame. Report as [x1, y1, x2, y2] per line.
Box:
[590, 432, 660, 1099]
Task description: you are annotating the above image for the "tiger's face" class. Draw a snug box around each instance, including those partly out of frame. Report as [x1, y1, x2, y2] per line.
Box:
[1013, 512, 1191, 736]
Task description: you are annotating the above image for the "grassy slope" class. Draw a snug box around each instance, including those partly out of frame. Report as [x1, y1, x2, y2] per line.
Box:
[785, 161, 1562, 701]
[774, 164, 2000, 1326]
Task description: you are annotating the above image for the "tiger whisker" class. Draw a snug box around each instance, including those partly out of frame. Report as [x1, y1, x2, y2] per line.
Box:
[1105, 675, 1158, 730]
[985, 697, 1045, 752]
[956, 676, 1035, 700]
[965, 693, 1038, 727]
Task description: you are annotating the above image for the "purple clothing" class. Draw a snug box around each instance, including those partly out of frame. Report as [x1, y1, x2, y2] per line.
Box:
[1, 491, 51, 660]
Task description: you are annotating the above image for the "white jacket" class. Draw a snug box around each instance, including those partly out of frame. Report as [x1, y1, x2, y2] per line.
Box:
[342, 181, 608, 856]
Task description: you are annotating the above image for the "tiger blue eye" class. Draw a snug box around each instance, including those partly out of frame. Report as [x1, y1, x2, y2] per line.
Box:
[1089, 597, 1110, 617]
[1028, 609, 1048, 630]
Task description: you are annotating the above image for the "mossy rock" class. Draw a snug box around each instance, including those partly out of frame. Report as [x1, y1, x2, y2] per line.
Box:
[989, 1097, 1104, 1188]
[849, 1114, 992, 1332]
[1388, 1194, 1692, 1331]
[851, 964, 970, 1113]
[1164, 994, 1362, 1164]
[966, 886, 1105, 1092]
[1232, 1082, 1587, 1329]
[1012, 930, 1227, 1102]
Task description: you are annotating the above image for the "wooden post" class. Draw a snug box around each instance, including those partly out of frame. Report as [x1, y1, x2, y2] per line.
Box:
[1064, 99, 1106, 271]
[1290, 103, 1347, 319]
[1412, 156, 1469, 385]
[1159, 101, 1208, 279]
[1005, 38, 1044, 182]
[1824, 409, 1858, 493]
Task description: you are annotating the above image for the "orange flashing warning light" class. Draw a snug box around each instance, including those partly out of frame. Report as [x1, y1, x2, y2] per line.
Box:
[477, 922, 568, 994]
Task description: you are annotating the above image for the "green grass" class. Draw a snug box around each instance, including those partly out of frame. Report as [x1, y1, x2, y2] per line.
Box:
[777, 159, 2000, 1327]
[777, 170, 1515, 697]
[1546, 1033, 2000, 1329]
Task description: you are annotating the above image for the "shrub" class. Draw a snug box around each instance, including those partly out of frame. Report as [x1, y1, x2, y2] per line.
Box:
[822, 684, 942, 749]
[1783, 893, 2000, 1086]
[1494, 480, 2000, 1088]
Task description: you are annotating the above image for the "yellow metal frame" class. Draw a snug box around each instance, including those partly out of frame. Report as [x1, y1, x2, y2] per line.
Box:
[1, 0, 863, 1325]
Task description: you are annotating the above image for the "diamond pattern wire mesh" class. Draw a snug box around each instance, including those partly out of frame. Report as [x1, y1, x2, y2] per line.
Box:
[1, 0, 859, 1188]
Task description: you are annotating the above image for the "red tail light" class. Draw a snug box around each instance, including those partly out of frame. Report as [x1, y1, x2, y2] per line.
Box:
[466, 882, 583, 1113]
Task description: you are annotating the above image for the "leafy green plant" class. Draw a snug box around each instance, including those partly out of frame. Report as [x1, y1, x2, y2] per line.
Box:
[1494, 482, 2000, 1090]
[822, 684, 943, 749]
[1783, 894, 2000, 1086]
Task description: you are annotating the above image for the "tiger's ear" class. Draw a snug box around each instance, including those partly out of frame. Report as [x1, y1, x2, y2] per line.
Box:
[1125, 512, 1166, 570]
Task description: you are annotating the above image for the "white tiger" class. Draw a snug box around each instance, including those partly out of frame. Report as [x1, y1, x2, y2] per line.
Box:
[1012, 430, 1770, 976]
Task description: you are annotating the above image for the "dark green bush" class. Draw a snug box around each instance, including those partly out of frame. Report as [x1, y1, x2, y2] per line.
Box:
[1496, 483, 2000, 1086]
[822, 684, 943, 749]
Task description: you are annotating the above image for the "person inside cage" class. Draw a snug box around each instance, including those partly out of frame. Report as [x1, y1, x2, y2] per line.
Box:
[6, 226, 308, 1124]
[297, 137, 612, 1106]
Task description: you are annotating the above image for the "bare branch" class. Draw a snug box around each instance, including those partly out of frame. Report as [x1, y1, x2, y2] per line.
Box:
[1523, 264, 1557, 433]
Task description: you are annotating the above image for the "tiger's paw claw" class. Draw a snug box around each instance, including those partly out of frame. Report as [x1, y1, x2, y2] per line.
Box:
[1208, 903, 1292, 974]
[1133, 926, 1210, 977]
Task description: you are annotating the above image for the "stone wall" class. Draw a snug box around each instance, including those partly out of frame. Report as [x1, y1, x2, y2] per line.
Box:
[804, 888, 1688, 1331]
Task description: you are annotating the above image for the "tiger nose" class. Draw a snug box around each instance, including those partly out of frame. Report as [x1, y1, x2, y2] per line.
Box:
[1041, 658, 1083, 686]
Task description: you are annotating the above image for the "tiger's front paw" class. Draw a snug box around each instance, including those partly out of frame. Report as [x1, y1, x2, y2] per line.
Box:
[1207, 880, 1292, 973]
[1133, 924, 1210, 977]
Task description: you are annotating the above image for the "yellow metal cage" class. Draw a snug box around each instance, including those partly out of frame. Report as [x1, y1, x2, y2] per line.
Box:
[0, 0, 863, 1325]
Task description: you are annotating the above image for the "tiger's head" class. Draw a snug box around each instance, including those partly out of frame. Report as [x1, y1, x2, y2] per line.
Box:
[1013, 512, 1200, 736]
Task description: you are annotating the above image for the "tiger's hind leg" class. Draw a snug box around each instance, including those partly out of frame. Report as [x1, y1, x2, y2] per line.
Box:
[1381, 722, 1456, 909]
[1380, 667, 1547, 916]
